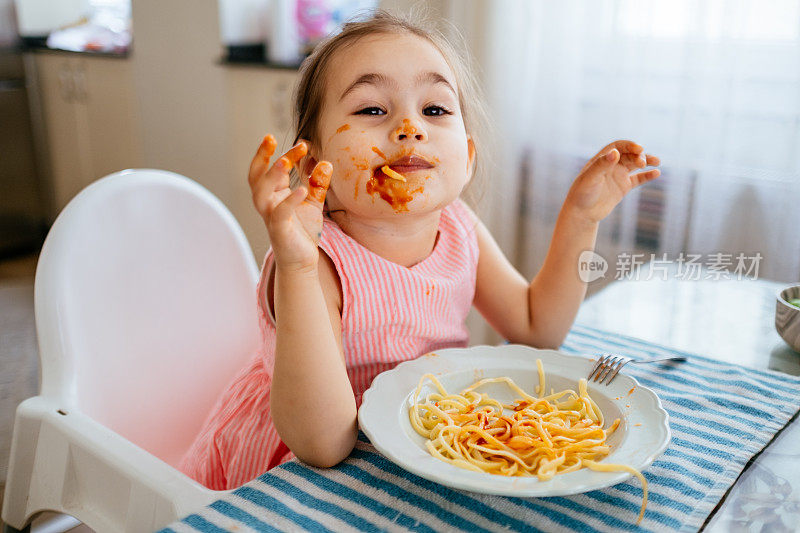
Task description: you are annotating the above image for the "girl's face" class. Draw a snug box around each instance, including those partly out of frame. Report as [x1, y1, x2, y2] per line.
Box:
[310, 32, 475, 218]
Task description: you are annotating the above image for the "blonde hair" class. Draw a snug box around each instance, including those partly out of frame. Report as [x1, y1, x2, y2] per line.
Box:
[291, 8, 490, 210]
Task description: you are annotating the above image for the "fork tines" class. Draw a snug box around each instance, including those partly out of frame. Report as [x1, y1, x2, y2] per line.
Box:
[588, 354, 631, 385]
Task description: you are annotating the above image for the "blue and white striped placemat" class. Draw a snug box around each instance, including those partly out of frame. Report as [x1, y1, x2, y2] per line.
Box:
[162, 324, 800, 532]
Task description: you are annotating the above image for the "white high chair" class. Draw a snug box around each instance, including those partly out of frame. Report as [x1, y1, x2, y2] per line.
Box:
[2, 169, 262, 532]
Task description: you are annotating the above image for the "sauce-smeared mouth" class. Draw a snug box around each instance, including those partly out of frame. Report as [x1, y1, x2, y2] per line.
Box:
[388, 165, 430, 173]
[368, 160, 428, 212]
[386, 155, 435, 174]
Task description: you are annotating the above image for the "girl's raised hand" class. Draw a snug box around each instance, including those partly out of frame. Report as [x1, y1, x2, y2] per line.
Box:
[565, 140, 660, 224]
[248, 135, 333, 271]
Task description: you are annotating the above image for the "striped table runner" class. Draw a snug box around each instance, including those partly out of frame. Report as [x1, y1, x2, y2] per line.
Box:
[162, 324, 800, 532]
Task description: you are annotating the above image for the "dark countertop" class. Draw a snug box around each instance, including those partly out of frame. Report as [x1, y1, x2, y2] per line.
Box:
[220, 43, 302, 70]
[16, 39, 303, 69]
[18, 36, 129, 59]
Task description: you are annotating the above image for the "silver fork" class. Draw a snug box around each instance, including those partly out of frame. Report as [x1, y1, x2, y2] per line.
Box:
[588, 354, 687, 385]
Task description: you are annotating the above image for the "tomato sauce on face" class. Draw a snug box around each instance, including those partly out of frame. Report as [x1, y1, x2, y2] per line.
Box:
[394, 118, 418, 137]
[353, 156, 370, 171]
[371, 146, 387, 160]
[366, 167, 423, 212]
[327, 123, 351, 144]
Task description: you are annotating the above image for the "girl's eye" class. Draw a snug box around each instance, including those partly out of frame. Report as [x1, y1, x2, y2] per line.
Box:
[355, 107, 385, 116]
[423, 105, 452, 117]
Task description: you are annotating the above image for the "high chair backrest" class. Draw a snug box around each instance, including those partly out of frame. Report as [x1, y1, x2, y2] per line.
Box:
[34, 169, 262, 467]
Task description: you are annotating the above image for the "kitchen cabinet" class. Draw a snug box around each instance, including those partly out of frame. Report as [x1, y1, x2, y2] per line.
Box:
[30, 52, 142, 216]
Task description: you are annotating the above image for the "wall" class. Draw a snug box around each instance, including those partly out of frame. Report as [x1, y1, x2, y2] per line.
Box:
[0, 0, 17, 45]
[130, 0, 234, 213]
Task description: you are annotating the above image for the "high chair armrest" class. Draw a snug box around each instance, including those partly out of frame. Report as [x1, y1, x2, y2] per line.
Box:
[3, 396, 230, 532]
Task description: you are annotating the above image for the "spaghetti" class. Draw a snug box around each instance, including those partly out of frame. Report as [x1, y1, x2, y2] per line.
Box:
[408, 359, 648, 523]
[381, 165, 407, 182]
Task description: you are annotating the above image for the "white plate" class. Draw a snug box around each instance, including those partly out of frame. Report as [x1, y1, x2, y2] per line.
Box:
[358, 344, 670, 497]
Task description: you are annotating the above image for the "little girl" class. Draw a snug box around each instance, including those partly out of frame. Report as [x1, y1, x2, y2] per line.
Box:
[180, 11, 660, 490]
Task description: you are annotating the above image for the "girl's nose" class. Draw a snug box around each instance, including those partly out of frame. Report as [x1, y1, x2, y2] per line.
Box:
[392, 118, 427, 142]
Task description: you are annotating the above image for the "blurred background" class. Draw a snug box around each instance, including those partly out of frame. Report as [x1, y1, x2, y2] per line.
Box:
[1, 0, 799, 510]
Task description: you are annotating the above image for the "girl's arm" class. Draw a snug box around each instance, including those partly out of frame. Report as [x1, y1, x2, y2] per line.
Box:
[270, 253, 357, 467]
[473, 140, 660, 348]
[249, 135, 357, 467]
[472, 208, 597, 349]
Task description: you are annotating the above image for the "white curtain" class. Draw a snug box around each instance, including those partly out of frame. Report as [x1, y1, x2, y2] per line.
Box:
[457, 0, 800, 288]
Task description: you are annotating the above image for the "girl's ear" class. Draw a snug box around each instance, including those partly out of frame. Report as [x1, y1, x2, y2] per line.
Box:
[467, 136, 476, 175]
[301, 155, 319, 180]
[298, 138, 318, 180]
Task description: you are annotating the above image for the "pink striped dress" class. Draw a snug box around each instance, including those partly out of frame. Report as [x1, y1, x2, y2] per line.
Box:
[179, 199, 478, 490]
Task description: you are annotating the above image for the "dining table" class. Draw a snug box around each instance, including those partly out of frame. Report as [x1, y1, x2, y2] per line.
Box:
[573, 262, 800, 532]
[161, 262, 800, 532]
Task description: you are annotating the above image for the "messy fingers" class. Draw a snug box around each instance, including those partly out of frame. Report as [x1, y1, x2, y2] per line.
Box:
[305, 161, 333, 207]
[252, 153, 295, 208]
[258, 134, 278, 162]
[283, 141, 309, 168]
[254, 140, 308, 199]
[249, 139, 308, 195]
[252, 181, 291, 218]
[248, 134, 278, 187]
[271, 186, 308, 227]
[251, 155, 290, 199]
[261, 140, 306, 188]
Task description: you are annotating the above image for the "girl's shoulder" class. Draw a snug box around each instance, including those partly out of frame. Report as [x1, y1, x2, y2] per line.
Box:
[445, 197, 480, 227]
[440, 198, 481, 246]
